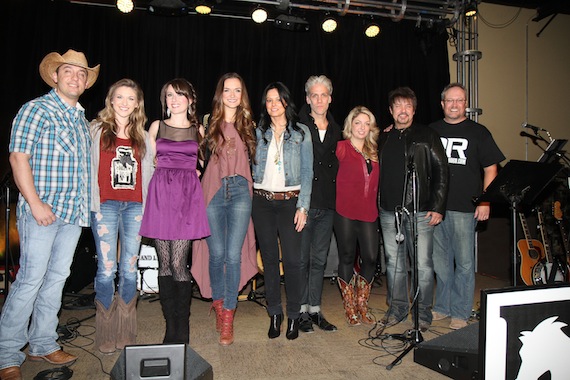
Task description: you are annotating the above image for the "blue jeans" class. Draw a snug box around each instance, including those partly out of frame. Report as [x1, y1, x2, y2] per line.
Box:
[0, 212, 81, 369]
[300, 208, 334, 309]
[91, 201, 143, 309]
[433, 211, 477, 320]
[206, 176, 251, 310]
[380, 209, 435, 324]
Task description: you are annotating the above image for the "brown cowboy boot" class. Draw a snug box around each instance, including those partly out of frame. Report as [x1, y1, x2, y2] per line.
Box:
[116, 296, 137, 349]
[338, 276, 360, 326]
[210, 299, 223, 332]
[95, 299, 117, 354]
[355, 275, 375, 324]
[219, 308, 235, 346]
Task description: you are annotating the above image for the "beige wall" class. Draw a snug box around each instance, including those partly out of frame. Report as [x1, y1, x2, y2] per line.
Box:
[448, 3, 570, 162]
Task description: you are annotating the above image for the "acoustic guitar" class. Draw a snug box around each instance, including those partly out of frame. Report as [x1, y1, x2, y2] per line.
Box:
[517, 212, 544, 286]
[532, 209, 565, 284]
[553, 201, 570, 268]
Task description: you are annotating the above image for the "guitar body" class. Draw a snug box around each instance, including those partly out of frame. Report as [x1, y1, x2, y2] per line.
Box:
[517, 239, 544, 286]
[532, 261, 567, 284]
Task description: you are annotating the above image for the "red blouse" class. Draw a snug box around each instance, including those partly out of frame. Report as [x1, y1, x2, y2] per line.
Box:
[335, 139, 379, 222]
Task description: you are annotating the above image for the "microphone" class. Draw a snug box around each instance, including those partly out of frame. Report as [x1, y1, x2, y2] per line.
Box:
[395, 209, 405, 244]
[521, 123, 547, 133]
[520, 131, 548, 143]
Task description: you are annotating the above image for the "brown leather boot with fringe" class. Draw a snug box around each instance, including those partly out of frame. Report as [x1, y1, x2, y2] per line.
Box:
[116, 296, 137, 349]
[95, 299, 117, 354]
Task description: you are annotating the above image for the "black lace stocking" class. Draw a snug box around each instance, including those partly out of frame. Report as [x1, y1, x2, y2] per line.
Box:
[154, 239, 192, 282]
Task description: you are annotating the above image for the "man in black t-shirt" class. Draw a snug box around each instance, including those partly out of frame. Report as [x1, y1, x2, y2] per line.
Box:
[429, 83, 505, 330]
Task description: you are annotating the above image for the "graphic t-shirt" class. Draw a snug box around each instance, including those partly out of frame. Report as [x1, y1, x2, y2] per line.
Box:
[430, 119, 505, 212]
[99, 137, 142, 204]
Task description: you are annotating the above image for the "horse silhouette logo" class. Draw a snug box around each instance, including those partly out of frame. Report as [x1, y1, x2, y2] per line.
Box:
[516, 316, 569, 379]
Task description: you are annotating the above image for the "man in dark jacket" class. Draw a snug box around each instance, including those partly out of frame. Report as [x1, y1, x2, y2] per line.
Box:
[298, 75, 342, 333]
[377, 87, 448, 332]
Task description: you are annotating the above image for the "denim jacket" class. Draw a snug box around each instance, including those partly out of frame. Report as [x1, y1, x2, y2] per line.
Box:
[252, 122, 313, 210]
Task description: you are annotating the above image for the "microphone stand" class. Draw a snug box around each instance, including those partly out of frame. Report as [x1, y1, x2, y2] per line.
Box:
[386, 161, 423, 370]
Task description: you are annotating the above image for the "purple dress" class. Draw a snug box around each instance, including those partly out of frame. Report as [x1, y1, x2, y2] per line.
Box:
[140, 122, 210, 240]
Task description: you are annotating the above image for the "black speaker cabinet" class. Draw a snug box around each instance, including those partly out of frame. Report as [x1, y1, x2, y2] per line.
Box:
[414, 322, 479, 380]
[111, 344, 213, 380]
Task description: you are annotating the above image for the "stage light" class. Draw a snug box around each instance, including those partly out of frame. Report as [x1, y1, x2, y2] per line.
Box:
[464, 1, 477, 17]
[251, 6, 268, 24]
[195, 1, 212, 15]
[321, 15, 337, 33]
[364, 23, 380, 38]
[117, 0, 134, 13]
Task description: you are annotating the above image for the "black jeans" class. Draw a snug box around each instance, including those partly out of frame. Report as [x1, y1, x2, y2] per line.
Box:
[252, 195, 302, 319]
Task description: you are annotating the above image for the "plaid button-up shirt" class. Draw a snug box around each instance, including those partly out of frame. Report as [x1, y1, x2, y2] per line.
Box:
[9, 89, 91, 227]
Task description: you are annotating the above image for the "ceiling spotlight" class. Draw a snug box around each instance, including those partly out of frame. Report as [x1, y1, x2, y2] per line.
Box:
[365, 23, 380, 38]
[464, 1, 477, 17]
[321, 15, 337, 33]
[251, 7, 268, 24]
[195, 1, 212, 15]
[117, 0, 134, 13]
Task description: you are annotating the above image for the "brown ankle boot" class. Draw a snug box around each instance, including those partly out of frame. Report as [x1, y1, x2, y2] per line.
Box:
[219, 308, 235, 346]
[338, 276, 360, 326]
[355, 275, 375, 324]
[95, 299, 117, 353]
[115, 296, 137, 349]
[210, 300, 223, 332]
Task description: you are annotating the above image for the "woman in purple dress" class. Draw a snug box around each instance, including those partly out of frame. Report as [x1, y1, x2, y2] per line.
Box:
[140, 78, 210, 344]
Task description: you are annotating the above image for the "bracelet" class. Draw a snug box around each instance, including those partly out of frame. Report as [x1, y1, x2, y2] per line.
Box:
[297, 207, 308, 216]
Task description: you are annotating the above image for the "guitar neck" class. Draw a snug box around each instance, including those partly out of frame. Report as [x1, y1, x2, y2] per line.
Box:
[518, 212, 536, 250]
[553, 201, 570, 255]
[537, 210, 553, 263]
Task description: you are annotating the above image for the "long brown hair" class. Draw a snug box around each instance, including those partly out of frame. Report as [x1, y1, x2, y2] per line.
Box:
[160, 78, 202, 149]
[204, 73, 256, 159]
[95, 78, 147, 157]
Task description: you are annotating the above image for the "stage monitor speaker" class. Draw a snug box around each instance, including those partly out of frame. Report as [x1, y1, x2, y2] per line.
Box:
[111, 344, 213, 380]
[414, 322, 479, 380]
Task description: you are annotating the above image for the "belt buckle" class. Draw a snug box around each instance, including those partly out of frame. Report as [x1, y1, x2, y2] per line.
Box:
[266, 191, 275, 201]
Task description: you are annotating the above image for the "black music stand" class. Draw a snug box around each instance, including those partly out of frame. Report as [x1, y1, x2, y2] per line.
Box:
[476, 160, 562, 286]
[537, 139, 567, 164]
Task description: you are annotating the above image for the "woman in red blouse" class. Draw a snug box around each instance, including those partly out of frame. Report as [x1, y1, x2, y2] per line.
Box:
[334, 106, 380, 326]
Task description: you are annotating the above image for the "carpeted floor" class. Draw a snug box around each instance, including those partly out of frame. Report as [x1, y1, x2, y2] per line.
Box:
[2, 273, 509, 379]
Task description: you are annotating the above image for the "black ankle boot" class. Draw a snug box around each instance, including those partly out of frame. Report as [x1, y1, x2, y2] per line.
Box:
[268, 314, 283, 339]
[286, 318, 300, 340]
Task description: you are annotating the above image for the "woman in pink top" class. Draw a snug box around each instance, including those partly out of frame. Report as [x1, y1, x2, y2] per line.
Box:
[193, 73, 257, 346]
[334, 106, 380, 326]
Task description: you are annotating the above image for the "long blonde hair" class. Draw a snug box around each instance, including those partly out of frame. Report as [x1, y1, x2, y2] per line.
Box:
[342, 106, 379, 162]
[95, 78, 147, 157]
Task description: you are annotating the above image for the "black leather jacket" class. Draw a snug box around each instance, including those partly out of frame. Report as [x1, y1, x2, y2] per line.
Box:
[378, 123, 449, 215]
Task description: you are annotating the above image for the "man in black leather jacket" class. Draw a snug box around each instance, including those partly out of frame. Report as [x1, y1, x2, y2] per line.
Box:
[377, 86, 448, 332]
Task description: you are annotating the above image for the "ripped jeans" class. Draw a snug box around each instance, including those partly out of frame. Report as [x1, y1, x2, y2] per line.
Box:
[91, 201, 143, 309]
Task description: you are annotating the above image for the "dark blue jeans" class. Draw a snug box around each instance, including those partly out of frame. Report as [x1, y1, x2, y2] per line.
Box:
[206, 176, 252, 310]
[300, 208, 334, 310]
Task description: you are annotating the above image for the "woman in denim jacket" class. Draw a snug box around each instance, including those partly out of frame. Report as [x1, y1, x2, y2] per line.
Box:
[252, 82, 313, 340]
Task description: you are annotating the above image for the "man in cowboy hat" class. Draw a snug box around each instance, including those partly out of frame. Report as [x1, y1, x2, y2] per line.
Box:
[0, 49, 99, 380]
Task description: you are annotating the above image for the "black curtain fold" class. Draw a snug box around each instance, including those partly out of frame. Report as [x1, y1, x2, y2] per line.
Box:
[1, 0, 449, 173]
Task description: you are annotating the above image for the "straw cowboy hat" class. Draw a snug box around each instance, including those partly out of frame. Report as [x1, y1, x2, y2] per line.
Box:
[39, 49, 100, 89]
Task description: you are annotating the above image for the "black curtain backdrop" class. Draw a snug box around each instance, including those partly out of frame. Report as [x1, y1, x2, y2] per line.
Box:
[1, 0, 449, 175]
